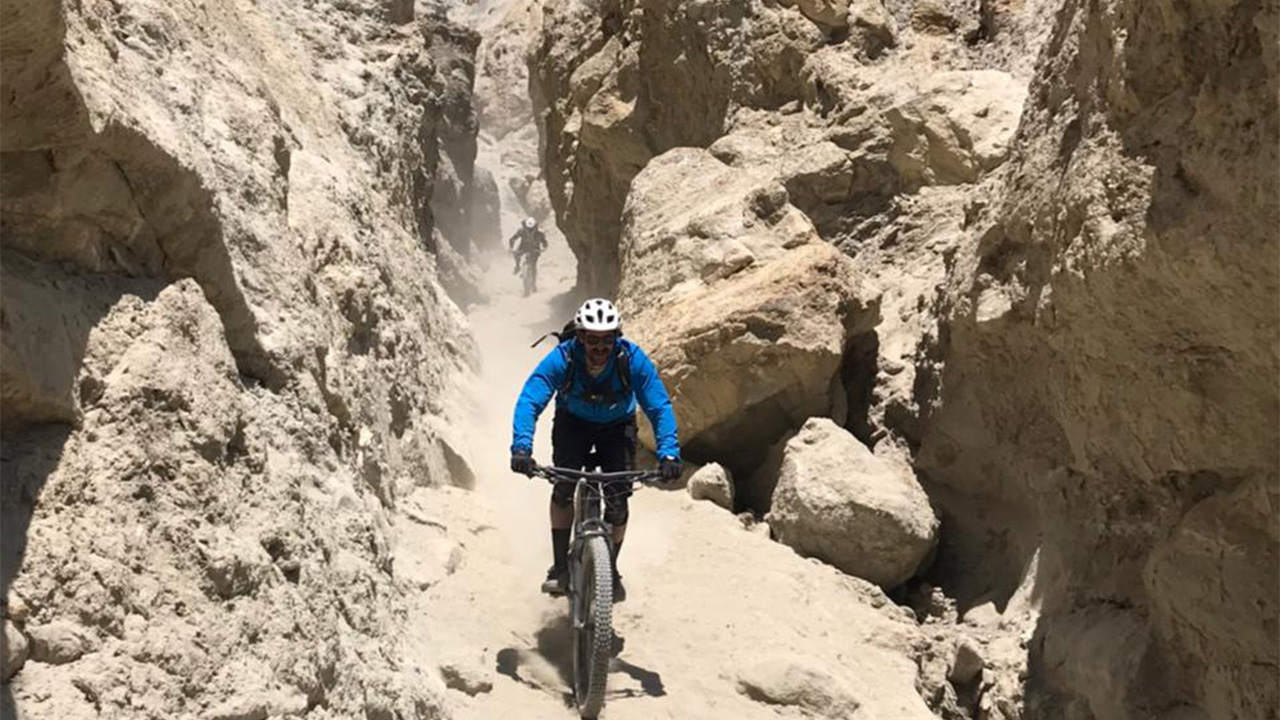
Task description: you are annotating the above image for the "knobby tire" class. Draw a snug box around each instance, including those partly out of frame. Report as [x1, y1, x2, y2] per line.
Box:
[522, 261, 536, 296]
[574, 535, 613, 718]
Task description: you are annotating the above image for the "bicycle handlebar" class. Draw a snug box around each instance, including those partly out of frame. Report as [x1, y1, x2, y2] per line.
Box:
[527, 463, 664, 485]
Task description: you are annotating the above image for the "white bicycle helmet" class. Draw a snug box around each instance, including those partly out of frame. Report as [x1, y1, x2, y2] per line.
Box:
[522, 217, 537, 231]
[575, 298, 621, 332]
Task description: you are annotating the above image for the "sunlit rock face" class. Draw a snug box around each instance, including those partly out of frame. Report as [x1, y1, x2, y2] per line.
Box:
[1, 1, 479, 716]
[531, 0, 1279, 717]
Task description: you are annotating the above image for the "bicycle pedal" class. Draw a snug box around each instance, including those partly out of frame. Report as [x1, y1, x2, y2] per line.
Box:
[611, 635, 626, 656]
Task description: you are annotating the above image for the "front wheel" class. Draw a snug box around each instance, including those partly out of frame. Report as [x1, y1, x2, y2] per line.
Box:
[572, 535, 613, 718]
[521, 260, 536, 296]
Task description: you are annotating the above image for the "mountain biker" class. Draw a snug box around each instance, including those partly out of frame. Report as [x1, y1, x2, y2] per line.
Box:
[510, 298, 682, 603]
[509, 217, 548, 275]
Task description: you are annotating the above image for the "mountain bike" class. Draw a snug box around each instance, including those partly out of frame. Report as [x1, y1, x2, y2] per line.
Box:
[528, 462, 662, 719]
[520, 254, 539, 296]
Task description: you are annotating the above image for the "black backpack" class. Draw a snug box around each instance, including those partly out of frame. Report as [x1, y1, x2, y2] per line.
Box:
[531, 321, 632, 404]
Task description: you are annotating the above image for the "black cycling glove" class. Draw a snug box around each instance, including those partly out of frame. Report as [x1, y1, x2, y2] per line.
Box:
[660, 456, 682, 482]
[511, 448, 534, 475]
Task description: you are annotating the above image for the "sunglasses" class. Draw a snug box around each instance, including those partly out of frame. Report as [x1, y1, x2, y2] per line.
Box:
[577, 333, 616, 348]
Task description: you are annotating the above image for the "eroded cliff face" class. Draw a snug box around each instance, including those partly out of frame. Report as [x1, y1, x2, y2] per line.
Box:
[529, 0, 1279, 718]
[919, 2, 1279, 718]
[1, 1, 481, 717]
[471, 0, 566, 243]
[529, 0, 1055, 292]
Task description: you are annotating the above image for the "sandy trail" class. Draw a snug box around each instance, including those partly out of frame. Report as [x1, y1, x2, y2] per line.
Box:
[394, 232, 936, 718]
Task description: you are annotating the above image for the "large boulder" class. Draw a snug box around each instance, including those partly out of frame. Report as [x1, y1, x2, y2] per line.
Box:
[687, 463, 735, 511]
[795, 54, 1028, 193]
[530, 0, 1030, 294]
[736, 654, 863, 719]
[883, 70, 1027, 189]
[767, 418, 938, 588]
[530, 0, 826, 293]
[781, 0, 851, 33]
[618, 148, 822, 304]
[779, 0, 896, 53]
[627, 241, 867, 471]
[708, 112, 902, 236]
[620, 149, 877, 474]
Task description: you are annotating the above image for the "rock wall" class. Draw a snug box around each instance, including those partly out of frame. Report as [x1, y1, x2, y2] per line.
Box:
[1, 1, 480, 717]
[529, 0, 1055, 294]
[423, 5, 488, 258]
[917, 1, 1280, 718]
[471, 0, 568, 251]
[617, 148, 878, 485]
[531, 0, 824, 293]
[530, 0, 1279, 718]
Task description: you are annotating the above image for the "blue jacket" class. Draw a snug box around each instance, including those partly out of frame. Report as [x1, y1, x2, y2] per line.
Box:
[511, 338, 681, 460]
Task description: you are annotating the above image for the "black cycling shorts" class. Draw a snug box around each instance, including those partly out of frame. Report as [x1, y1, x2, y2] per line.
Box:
[550, 408, 637, 526]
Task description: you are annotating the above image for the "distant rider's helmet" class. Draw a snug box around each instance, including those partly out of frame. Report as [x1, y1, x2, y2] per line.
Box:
[574, 298, 621, 333]
[522, 217, 537, 231]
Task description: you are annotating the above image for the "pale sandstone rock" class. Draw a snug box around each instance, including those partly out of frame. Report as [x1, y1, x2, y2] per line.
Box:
[531, 0, 825, 292]
[617, 147, 876, 472]
[473, 0, 543, 139]
[884, 70, 1027, 188]
[796, 0, 897, 57]
[783, 0, 851, 32]
[767, 418, 938, 588]
[1144, 476, 1279, 720]
[619, 148, 820, 304]
[5, 593, 30, 623]
[736, 654, 862, 718]
[27, 622, 96, 665]
[961, 601, 1002, 629]
[530, 0, 1278, 718]
[916, 1, 1280, 716]
[949, 636, 985, 684]
[205, 535, 274, 600]
[709, 111, 900, 235]
[0, 0, 475, 717]
[687, 463, 735, 510]
[3, 620, 28, 679]
[849, 0, 898, 53]
[469, 164, 502, 252]
[439, 657, 494, 696]
[203, 691, 309, 720]
[627, 242, 874, 472]
[434, 228, 488, 310]
[424, 12, 485, 259]
[911, 0, 979, 35]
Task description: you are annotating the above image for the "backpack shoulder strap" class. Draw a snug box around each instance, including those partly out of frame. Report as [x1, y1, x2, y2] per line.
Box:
[616, 347, 632, 394]
[558, 344, 576, 394]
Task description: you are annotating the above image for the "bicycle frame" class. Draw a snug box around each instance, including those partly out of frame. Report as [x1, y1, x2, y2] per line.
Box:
[574, 479, 613, 540]
[527, 463, 661, 717]
[530, 465, 663, 588]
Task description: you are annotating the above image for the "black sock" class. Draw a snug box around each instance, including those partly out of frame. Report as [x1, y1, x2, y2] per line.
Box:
[552, 528, 570, 572]
[612, 540, 623, 576]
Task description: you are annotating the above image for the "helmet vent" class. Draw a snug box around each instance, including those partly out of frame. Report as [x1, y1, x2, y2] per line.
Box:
[574, 298, 622, 332]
